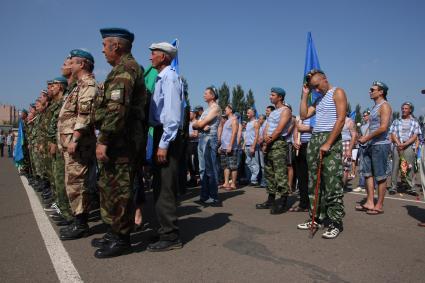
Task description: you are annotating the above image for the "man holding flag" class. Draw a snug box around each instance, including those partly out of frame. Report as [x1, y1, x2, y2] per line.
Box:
[298, 69, 347, 239]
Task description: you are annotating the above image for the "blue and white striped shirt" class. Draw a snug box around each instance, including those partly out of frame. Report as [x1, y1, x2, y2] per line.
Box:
[313, 87, 337, 133]
[369, 101, 390, 145]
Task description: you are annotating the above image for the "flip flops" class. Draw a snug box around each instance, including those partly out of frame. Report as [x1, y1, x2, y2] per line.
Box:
[355, 204, 370, 211]
[366, 209, 384, 215]
[289, 206, 309, 212]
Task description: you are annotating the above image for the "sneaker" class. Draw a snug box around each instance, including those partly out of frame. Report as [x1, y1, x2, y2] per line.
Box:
[388, 189, 396, 195]
[44, 203, 58, 212]
[322, 223, 342, 239]
[297, 219, 321, 230]
[352, 187, 363, 192]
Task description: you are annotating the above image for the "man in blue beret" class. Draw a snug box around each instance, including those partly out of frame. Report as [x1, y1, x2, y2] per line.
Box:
[256, 87, 292, 214]
[92, 28, 147, 258]
[58, 49, 98, 241]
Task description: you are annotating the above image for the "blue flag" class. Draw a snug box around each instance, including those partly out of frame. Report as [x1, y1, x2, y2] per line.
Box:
[13, 118, 24, 163]
[171, 39, 179, 74]
[303, 32, 321, 127]
[349, 110, 356, 121]
[304, 32, 321, 105]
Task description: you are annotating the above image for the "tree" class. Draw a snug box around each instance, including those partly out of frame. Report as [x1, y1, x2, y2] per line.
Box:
[231, 84, 245, 116]
[218, 82, 230, 110]
[418, 115, 424, 128]
[354, 104, 362, 125]
[392, 111, 400, 121]
[181, 77, 190, 108]
[347, 103, 352, 115]
[245, 89, 255, 109]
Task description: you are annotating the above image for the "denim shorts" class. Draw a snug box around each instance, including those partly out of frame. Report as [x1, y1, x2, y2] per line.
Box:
[361, 143, 391, 182]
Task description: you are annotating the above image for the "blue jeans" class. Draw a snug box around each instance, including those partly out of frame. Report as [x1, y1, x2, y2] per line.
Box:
[244, 146, 260, 183]
[361, 144, 391, 182]
[198, 134, 219, 201]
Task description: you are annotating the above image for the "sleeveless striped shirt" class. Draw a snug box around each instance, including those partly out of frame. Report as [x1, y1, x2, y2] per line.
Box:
[369, 101, 390, 145]
[313, 87, 337, 133]
[266, 106, 290, 136]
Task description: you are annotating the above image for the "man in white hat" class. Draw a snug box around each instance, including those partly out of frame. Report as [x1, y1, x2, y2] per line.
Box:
[148, 42, 185, 251]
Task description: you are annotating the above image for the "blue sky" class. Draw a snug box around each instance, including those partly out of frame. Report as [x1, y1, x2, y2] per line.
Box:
[1, 0, 424, 117]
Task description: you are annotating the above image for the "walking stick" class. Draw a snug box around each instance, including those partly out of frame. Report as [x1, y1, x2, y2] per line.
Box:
[310, 153, 323, 238]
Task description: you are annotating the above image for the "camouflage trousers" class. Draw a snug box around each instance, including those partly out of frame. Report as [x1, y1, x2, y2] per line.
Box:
[31, 148, 42, 177]
[98, 160, 133, 235]
[264, 139, 289, 197]
[52, 151, 72, 221]
[63, 150, 92, 216]
[307, 132, 345, 224]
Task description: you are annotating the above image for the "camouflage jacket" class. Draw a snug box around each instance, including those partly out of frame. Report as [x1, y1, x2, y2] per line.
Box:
[46, 95, 65, 145]
[96, 53, 147, 156]
[57, 74, 97, 147]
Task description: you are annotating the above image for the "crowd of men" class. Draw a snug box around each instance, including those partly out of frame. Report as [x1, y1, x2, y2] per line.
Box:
[19, 28, 185, 258]
[14, 27, 425, 259]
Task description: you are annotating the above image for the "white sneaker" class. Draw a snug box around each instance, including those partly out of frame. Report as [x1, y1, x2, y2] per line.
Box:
[44, 203, 58, 212]
[352, 187, 363, 192]
[297, 219, 322, 230]
[322, 223, 342, 239]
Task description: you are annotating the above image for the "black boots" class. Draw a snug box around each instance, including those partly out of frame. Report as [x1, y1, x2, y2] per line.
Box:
[94, 233, 131, 259]
[270, 196, 288, 215]
[256, 194, 275, 209]
[60, 213, 89, 241]
[91, 230, 113, 248]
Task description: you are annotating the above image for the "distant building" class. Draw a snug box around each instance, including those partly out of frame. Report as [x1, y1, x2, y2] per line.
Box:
[0, 104, 19, 126]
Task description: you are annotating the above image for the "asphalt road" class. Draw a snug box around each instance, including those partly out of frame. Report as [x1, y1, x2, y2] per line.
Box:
[1, 157, 424, 283]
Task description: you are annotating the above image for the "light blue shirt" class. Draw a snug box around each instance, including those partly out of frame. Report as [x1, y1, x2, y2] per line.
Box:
[149, 66, 184, 149]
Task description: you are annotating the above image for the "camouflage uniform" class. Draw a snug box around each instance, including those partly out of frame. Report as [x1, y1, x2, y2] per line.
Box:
[264, 139, 289, 197]
[32, 113, 44, 178]
[41, 101, 56, 189]
[47, 85, 75, 221]
[58, 74, 97, 216]
[95, 53, 146, 236]
[307, 132, 345, 224]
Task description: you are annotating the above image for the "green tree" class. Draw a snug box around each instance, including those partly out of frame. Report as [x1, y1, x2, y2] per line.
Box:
[392, 111, 400, 121]
[181, 77, 190, 108]
[347, 103, 352, 115]
[218, 82, 230, 110]
[354, 104, 362, 125]
[245, 89, 255, 109]
[231, 84, 245, 116]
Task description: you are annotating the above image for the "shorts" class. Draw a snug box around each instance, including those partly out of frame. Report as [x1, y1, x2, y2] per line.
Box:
[220, 150, 238, 170]
[361, 143, 391, 182]
[342, 140, 352, 171]
[287, 143, 294, 165]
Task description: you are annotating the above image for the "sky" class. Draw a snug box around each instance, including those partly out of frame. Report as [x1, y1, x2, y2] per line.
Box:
[1, 0, 424, 117]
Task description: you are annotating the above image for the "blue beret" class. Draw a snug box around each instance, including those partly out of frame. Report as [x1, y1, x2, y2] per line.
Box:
[69, 49, 94, 63]
[47, 80, 53, 85]
[51, 76, 68, 87]
[100, 28, 134, 43]
[372, 81, 388, 92]
[30, 103, 35, 107]
[22, 109, 28, 114]
[271, 87, 286, 98]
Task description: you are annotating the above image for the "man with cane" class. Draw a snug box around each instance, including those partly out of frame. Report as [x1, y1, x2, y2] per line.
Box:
[297, 69, 347, 239]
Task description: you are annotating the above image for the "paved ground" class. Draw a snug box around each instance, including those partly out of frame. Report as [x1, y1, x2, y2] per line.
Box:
[1, 157, 425, 282]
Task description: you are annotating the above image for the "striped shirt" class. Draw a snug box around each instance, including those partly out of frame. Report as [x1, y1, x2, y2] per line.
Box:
[245, 119, 257, 146]
[369, 101, 390, 145]
[313, 87, 337, 133]
[266, 106, 290, 137]
[300, 118, 312, 143]
[221, 117, 238, 150]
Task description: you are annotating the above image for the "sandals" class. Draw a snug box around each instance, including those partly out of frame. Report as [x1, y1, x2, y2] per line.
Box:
[355, 204, 370, 211]
[289, 206, 308, 212]
[366, 209, 384, 215]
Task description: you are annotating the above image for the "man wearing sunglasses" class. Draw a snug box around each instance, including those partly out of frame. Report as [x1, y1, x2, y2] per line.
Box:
[389, 102, 420, 196]
[357, 81, 392, 215]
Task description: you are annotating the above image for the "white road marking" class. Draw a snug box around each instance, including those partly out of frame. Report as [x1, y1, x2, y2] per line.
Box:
[348, 191, 425, 205]
[20, 176, 83, 283]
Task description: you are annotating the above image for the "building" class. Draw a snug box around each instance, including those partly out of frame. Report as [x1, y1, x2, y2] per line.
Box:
[0, 104, 19, 126]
